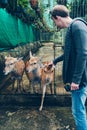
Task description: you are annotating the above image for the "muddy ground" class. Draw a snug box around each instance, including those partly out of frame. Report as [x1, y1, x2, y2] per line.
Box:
[0, 106, 76, 130]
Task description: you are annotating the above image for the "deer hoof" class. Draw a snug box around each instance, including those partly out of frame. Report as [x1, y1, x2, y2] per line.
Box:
[39, 106, 42, 111]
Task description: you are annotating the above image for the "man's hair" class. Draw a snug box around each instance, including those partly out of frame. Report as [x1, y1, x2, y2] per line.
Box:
[50, 5, 69, 19]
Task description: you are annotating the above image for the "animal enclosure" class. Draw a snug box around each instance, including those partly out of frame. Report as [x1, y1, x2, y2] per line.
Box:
[2, 42, 69, 96]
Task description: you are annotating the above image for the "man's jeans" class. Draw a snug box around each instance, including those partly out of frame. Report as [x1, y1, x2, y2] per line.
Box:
[72, 86, 87, 130]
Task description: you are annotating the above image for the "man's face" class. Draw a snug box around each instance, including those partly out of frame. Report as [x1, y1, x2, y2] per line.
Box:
[51, 16, 64, 29]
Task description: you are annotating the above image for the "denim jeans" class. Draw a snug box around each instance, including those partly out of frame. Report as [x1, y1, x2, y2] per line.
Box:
[71, 86, 87, 130]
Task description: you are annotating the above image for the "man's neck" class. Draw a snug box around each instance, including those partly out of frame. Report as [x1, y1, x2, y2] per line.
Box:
[65, 17, 73, 27]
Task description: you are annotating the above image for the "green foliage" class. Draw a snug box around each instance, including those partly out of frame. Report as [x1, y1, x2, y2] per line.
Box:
[17, 0, 29, 8]
[16, 0, 57, 32]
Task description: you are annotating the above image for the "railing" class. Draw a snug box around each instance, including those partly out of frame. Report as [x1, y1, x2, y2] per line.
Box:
[70, 2, 87, 19]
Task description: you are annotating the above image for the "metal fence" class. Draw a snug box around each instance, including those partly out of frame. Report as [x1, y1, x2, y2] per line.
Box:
[70, 1, 87, 19]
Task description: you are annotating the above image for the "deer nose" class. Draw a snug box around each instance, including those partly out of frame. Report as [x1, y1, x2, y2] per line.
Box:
[47, 64, 53, 70]
[26, 69, 29, 73]
[46, 78, 50, 83]
[3, 69, 6, 75]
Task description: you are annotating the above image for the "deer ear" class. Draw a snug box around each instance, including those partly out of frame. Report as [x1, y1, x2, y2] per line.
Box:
[25, 61, 29, 67]
[8, 54, 11, 57]
[29, 51, 33, 58]
[17, 57, 23, 61]
[5, 54, 11, 59]
[5, 56, 7, 59]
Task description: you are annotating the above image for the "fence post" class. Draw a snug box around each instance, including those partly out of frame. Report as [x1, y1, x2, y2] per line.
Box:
[53, 43, 56, 95]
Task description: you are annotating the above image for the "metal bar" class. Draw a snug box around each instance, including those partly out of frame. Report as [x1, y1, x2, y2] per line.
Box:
[53, 43, 56, 95]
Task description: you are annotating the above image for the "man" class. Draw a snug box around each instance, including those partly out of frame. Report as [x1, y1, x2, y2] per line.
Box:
[50, 5, 87, 130]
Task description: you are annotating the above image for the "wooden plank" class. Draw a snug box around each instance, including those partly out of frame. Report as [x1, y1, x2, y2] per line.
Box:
[0, 94, 72, 107]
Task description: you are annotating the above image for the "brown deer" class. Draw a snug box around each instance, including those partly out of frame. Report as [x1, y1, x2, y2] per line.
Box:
[4, 55, 25, 93]
[39, 61, 55, 111]
[25, 51, 42, 93]
[25, 51, 55, 111]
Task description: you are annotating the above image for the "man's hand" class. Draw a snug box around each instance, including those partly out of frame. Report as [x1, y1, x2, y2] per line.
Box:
[71, 82, 79, 90]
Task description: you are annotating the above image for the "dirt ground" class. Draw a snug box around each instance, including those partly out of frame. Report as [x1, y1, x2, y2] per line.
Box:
[0, 106, 76, 130]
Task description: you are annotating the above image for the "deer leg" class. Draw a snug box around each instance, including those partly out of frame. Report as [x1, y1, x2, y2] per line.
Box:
[49, 82, 54, 94]
[12, 79, 15, 92]
[21, 78, 26, 93]
[18, 79, 23, 93]
[19, 79, 22, 93]
[39, 81, 42, 93]
[29, 80, 31, 92]
[32, 82, 36, 94]
[15, 79, 19, 93]
[39, 85, 46, 111]
[12, 80, 14, 91]
[11, 77, 15, 90]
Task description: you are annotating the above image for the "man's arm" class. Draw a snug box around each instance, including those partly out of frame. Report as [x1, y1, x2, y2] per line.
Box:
[71, 21, 87, 89]
[53, 54, 64, 65]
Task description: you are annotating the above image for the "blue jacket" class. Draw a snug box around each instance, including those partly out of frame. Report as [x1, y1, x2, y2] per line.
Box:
[53, 18, 87, 87]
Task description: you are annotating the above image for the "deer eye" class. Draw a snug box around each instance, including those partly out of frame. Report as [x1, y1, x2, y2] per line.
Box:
[34, 62, 36, 65]
[6, 63, 13, 66]
[30, 62, 37, 65]
[10, 63, 14, 65]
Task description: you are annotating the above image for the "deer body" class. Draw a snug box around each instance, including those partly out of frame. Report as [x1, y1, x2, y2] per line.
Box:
[39, 61, 54, 111]
[25, 51, 55, 111]
[4, 55, 25, 93]
[25, 51, 42, 93]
